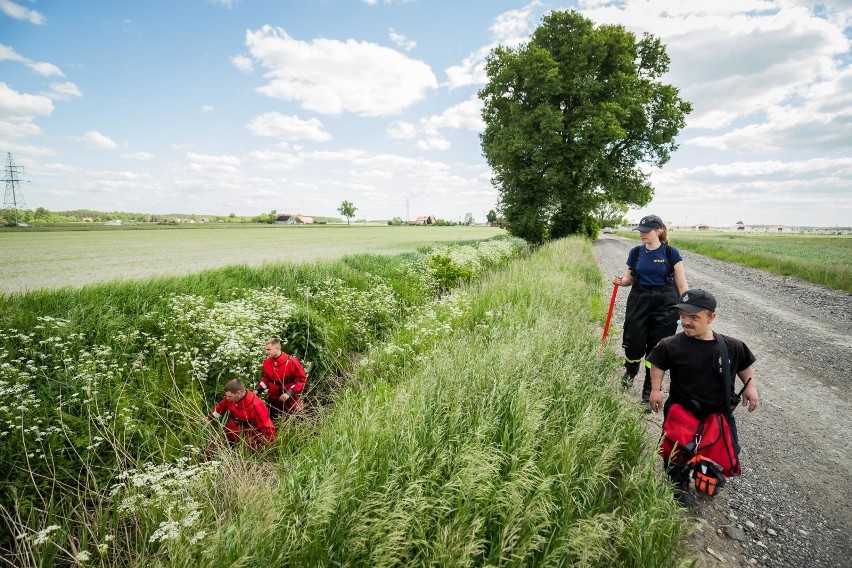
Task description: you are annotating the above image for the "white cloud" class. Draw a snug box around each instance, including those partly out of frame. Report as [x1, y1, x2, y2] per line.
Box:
[230, 54, 254, 73]
[0, 119, 41, 139]
[0, 43, 26, 62]
[29, 62, 64, 77]
[387, 121, 417, 139]
[581, 1, 850, 134]
[80, 131, 119, 149]
[389, 28, 416, 51]
[246, 112, 333, 142]
[246, 25, 438, 116]
[0, 0, 46, 25]
[645, 156, 852, 226]
[0, 82, 54, 117]
[184, 152, 241, 175]
[489, 0, 541, 44]
[243, 148, 305, 170]
[416, 137, 451, 151]
[121, 152, 154, 160]
[304, 149, 371, 162]
[47, 82, 82, 101]
[444, 46, 492, 89]
[388, 97, 483, 148]
[422, 97, 484, 131]
[201, 105, 214, 112]
[444, 1, 543, 89]
[0, 44, 66, 78]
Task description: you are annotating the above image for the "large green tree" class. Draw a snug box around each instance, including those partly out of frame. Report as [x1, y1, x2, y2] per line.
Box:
[479, 10, 691, 243]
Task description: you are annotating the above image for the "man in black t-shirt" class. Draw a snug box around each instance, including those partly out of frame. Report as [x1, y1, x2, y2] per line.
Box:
[647, 289, 760, 505]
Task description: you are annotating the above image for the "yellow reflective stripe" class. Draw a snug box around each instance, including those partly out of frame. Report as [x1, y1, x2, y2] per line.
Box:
[625, 357, 643, 363]
[645, 360, 652, 369]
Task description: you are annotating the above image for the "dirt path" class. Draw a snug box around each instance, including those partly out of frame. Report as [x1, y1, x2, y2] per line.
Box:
[593, 235, 852, 568]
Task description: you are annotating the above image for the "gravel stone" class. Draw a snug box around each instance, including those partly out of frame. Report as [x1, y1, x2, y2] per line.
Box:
[726, 526, 748, 542]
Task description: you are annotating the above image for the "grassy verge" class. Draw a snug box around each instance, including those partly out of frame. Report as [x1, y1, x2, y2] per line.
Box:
[117, 238, 690, 567]
[0, 236, 526, 565]
[616, 231, 852, 292]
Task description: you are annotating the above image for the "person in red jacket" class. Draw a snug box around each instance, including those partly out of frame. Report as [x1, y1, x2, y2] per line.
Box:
[206, 379, 275, 449]
[255, 337, 307, 421]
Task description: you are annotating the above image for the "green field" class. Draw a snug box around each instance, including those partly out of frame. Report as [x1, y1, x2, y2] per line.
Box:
[616, 231, 852, 292]
[0, 224, 504, 294]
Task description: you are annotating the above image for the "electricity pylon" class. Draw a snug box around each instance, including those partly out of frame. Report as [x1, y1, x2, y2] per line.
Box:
[2, 152, 28, 226]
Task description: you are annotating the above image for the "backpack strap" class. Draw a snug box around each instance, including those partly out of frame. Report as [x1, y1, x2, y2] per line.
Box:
[665, 244, 674, 280]
[716, 333, 733, 414]
[628, 246, 640, 276]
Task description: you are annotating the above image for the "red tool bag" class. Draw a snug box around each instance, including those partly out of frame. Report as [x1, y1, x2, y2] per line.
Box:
[659, 402, 741, 478]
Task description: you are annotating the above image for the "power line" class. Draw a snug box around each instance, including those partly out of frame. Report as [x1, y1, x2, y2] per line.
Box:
[2, 152, 29, 226]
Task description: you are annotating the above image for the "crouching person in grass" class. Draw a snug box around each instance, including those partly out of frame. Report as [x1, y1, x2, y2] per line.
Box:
[647, 289, 760, 507]
[206, 379, 276, 450]
[255, 337, 307, 421]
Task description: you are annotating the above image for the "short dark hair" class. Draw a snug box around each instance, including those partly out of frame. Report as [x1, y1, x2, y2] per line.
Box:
[224, 379, 245, 393]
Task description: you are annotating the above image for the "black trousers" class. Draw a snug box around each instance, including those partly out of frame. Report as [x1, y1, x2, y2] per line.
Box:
[622, 284, 679, 370]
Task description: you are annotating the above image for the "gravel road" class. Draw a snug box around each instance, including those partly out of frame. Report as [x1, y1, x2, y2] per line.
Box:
[593, 234, 852, 568]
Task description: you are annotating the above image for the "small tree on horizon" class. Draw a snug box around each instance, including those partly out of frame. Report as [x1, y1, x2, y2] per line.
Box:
[338, 200, 357, 225]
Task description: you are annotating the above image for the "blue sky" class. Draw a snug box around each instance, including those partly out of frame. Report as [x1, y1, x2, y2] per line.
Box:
[1, 0, 850, 226]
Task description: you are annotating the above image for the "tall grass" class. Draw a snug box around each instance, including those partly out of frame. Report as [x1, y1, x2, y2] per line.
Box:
[0, 236, 528, 565]
[124, 238, 690, 567]
[617, 231, 852, 292]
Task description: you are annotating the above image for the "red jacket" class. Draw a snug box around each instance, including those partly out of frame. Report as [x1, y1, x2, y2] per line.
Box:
[257, 353, 307, 412]
[210, 390, 275, 448]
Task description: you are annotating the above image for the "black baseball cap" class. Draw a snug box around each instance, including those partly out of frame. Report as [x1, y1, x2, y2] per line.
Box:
[675, 289, 717, 313]
[633, 214, 665, 232]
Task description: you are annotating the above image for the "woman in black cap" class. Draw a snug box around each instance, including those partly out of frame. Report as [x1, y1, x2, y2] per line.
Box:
[611, 214, 688, 406]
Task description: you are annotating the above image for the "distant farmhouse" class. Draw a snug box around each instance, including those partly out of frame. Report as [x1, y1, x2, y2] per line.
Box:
[407, 215, 435, 226]
[275, 214, 314, 225]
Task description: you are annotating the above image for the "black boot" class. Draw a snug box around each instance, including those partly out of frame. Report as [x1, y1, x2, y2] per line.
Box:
[666, 461, 695, 508]
[641, 368, 652, 403]
[621, 361, 640, 390]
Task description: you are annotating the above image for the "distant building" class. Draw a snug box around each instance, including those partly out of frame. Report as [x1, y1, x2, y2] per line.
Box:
[408, 215, 435, 226]
[744, 224, 792, 233]
[276, 213, 315, 224]
[815, 226, 851, 235]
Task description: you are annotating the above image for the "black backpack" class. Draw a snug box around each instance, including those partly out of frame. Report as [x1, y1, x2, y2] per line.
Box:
[628, 244, 675, 282]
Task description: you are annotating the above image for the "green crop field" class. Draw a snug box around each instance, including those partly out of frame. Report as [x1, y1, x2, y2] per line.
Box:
[0, 224, 504, 294]
[616, 231, 852, 292]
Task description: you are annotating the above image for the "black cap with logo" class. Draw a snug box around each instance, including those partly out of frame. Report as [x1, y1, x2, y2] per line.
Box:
[675, 289, 717, 313]
[633, 214, 665, 232]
